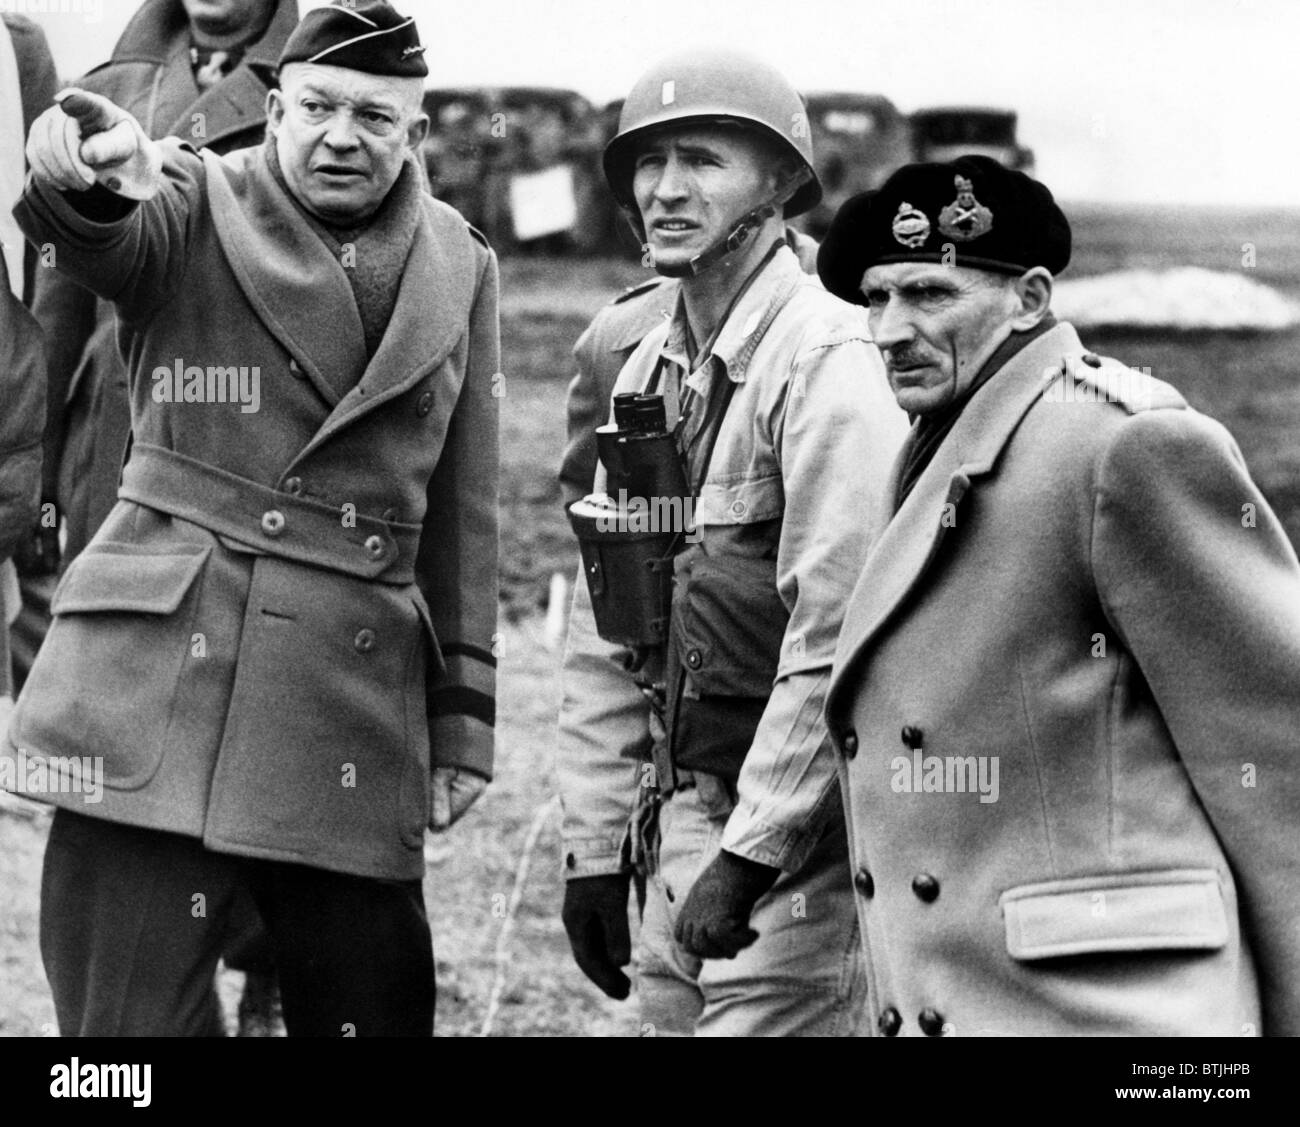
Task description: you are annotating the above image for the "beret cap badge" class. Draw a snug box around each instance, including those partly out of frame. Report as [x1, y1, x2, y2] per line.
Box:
[891, 202, 931, 248]
[937, 174, 993, 242]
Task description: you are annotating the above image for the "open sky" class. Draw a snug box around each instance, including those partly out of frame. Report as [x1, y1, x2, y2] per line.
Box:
[23, 0, 1300, 205]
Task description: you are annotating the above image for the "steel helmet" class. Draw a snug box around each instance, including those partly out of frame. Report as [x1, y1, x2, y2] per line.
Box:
[603, 48, 822, 220]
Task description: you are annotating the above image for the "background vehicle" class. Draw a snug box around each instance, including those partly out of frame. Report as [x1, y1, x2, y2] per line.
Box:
[909, 106, 1035, 174]
[421, 86, 614, 253]
[799, 92, 913, 237]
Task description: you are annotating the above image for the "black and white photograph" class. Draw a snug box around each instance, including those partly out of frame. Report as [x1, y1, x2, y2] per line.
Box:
[0, 0, 1295, 1100]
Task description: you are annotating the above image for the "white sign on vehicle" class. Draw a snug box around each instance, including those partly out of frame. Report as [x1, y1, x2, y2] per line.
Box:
[509, 164, 578, 241]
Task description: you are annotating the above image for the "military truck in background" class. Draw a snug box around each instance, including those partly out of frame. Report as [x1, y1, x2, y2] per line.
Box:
[909, 106, 1035, 174]
[420, 86, 611, 253]
[798, 92, 913, 237]
[419, 89, 1036, 256]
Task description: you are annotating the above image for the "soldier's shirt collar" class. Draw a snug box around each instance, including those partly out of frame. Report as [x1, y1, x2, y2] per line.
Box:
[660, 242, 801, 393]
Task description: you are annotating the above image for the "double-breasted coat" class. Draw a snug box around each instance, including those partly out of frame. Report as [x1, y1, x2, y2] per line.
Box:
[5, 138, 500, 881]
[824, 321, 1300, 1036]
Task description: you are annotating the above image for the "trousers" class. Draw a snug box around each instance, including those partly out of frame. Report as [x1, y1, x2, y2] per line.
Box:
[636, 783, 866, 1036]
[40, 808, 434, 1037]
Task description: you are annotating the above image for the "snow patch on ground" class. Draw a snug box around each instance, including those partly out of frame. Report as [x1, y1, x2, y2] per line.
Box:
[1053, 267, 1300, 331]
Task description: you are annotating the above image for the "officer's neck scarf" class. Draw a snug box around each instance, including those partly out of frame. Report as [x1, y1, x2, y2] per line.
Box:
[894, 313, 1056, 513]
[265, 136, 421, 359]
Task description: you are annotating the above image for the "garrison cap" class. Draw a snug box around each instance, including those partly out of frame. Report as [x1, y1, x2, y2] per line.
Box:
[278, 1, 428, 79]
[817, 155, 1071, 304]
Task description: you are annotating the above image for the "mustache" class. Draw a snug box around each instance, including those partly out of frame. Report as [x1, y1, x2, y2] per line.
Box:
[884, 345, 925, 369]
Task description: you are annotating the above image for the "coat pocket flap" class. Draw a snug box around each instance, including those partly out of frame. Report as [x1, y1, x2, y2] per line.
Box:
[51, 545, 211, 616]
[1000, 869, 1228, 960]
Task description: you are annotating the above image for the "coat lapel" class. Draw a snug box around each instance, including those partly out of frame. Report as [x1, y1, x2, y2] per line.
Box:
[166, 63, 270, 150]
[304, 192, 479, 447]
[828, 323, 1084, 712]
[203, 146, 367, 407]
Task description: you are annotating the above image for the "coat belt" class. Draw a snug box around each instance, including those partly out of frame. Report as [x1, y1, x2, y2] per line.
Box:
[119, 444, 420, 584]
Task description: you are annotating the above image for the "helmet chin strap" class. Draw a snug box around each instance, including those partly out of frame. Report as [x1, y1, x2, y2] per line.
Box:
[632, 165, 813, 280]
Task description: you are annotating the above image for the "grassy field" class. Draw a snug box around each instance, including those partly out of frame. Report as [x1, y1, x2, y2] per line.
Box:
[2, 203, 1299, 1037]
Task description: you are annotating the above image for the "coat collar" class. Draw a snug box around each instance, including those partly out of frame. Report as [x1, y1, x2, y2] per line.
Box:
[827, 321, 1086, 713]
[106, 0, 295, 146]
[109, 0, 297, 70]
[203, 144, 479, 441]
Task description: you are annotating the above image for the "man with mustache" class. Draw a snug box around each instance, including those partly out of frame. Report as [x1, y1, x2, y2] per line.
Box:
[556, 48, 907, 1035]
[816, 156, 1300, 1036]
[5, 1, 498, 1037]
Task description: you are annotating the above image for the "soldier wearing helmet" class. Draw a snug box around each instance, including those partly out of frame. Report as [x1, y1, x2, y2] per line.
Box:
[555, 48, 909, 1035]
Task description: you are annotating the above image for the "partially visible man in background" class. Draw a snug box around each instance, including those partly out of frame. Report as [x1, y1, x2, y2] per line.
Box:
[0, 12, 53, 742]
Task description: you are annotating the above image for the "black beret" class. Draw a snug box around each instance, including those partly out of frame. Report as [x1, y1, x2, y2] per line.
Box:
[817, 155, 1071, 304]
[279, 1, 428, 79]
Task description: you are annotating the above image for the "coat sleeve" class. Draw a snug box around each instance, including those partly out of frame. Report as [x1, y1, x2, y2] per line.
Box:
[27, 262, 98, 503]
[1093, 406, 1300, 1037]
[419, 243, 501, 780]
[721, 337, 909, 872]
[554, 560, 650, 878]
[558, 315, 611, 510]
[13, 138, 204, 325]
[553, 331, 658, 879]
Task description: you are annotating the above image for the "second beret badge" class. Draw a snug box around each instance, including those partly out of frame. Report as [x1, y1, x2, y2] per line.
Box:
[938, 175, 993, 241]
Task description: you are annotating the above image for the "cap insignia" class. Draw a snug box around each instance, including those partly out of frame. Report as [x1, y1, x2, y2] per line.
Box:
[937, 175, 993, 241]
[891, 202, 931, 248]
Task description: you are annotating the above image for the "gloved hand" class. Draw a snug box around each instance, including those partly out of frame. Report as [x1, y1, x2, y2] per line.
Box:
[562, 873, 633, 1000]
[26, 88, 162, 200]
[674, 849, 781, 960]
[429, 766, 486, 831]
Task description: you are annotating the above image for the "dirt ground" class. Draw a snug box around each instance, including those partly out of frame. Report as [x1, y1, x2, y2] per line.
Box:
[0, 617, 641, 1038]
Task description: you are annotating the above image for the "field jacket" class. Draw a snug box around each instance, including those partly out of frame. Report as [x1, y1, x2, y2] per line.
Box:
[556, 244, 908, 876]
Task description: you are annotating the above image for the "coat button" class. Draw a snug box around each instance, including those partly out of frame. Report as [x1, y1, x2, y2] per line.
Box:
[912, 873, 940, 902]
[901, 725, 923, 749]
[354, 628, 376, 653]
[854, 867, 874, 898]
[283, 476, 303, 496]
[1082, 353, 1102, 368]
[877, 1007, 902, 1037]
[364, 534, 385, 558]
[416, 391, 434, 417]
[918, 1008, 946, 1036]
[565, 852, 576, 870]
[842, 730, 859, 756]
[686, 648, 702, 669]
[261, 509, 285, 536]
[289, 358, 306, 379]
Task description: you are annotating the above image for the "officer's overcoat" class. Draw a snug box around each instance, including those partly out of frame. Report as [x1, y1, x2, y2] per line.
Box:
[825, 322, 1300, 1036]
[5, 140, 500, 880]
